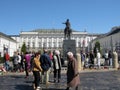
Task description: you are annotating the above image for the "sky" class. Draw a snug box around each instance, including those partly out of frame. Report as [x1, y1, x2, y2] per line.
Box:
[0, 0, 120, 35]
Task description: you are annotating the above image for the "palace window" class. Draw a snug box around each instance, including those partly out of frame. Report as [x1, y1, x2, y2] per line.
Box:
[32, 42, 35, 49]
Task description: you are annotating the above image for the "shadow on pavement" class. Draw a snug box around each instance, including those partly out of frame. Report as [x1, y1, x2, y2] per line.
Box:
[42, 89, 64, 90]
[10, 75, 23, 78]
[15, 85, 33, 90]
[25, 81, 33, 83]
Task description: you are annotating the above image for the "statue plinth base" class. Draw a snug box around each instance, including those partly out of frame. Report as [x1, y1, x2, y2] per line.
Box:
[62, 39, 76, 66]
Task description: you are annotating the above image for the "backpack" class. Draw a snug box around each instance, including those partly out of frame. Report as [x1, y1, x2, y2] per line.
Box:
[40, 54, 51, 71]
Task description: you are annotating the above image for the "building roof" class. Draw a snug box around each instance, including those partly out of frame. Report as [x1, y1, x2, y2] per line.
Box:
[19, 28, 101, 36]
[8, 35, 20, 37]
[31, 28, 89, 33]
[107, 26, 120, 36]
[0, 32, 17, 42]
[92, 26, 120, 42]
[31, 29, 64, 33]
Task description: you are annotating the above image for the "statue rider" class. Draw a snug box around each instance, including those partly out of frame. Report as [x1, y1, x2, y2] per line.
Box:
[63, 19, 71, 30]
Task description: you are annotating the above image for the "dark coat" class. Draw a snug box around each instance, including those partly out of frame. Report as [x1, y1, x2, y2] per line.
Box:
[67, 57, 80, 87]
[40, 53, 51, 71]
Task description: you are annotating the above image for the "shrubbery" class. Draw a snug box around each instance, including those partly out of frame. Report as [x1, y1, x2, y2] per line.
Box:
[0, 57, 4, 63]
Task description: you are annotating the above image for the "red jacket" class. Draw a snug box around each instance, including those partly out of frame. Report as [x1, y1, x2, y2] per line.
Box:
[5, 53, 10, 61]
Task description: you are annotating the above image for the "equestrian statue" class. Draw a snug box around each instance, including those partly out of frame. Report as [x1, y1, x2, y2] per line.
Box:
[62, 19, 72, 39]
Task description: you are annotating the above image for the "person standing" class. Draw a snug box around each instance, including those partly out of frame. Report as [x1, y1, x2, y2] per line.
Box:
[81, 50, 86, 70]
[104, 50, 109, 66]
[40, 49, 51, 84]
[48, 50, 53, 73]
[17, 53, 22, 72]
[20, 52, 25, 72]
[108, 50, 113, 67]
[24, 52, 31, 78]
[12, 51, 19, 72]
[32, 52, 42, 90]
[53, 50, 62, 83]
[4, 51, 10, 71]
[89, 50, 95, 68]
[66, 52, 80, 90]
[97, 50, 101, 69]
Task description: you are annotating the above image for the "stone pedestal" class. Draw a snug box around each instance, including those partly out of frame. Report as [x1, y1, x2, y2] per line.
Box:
[63, 40, 76, 64]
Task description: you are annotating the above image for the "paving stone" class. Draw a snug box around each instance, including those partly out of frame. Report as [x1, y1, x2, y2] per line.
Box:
[0, 70, 120, 90]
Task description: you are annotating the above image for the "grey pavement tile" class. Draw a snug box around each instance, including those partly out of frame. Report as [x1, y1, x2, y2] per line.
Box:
[0, 70, 120, 90]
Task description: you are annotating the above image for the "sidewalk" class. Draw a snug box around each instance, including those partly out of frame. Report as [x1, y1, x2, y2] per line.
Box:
[0, 67, 120, 90]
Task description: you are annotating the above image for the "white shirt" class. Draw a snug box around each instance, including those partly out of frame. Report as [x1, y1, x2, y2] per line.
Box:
[18, 55, 21, 63]
[97, 52, 101, 59]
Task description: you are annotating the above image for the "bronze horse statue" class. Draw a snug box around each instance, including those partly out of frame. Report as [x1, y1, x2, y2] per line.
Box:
[64, 27, 72, 39]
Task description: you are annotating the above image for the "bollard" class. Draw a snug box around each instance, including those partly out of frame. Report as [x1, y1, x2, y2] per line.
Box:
[113, 51, 119, 70]
[76, 53, 82, 72]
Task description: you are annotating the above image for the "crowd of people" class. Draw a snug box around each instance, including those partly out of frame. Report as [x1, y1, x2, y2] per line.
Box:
[80, 49, 117, 69]
[2, 49, 79, 90]
[2, 48, 120, 90]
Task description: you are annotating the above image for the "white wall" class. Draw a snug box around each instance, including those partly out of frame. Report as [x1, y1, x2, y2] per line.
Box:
[0, 36, 17, 57]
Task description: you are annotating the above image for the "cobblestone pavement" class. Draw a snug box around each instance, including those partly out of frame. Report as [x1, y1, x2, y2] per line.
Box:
[0, 69, 120, 90]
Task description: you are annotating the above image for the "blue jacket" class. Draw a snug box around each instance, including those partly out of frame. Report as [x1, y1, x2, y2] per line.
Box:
[40, 53, 51, 71]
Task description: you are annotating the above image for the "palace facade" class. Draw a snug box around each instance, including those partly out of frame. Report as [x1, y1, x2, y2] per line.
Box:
[15, 29, 99, 52]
